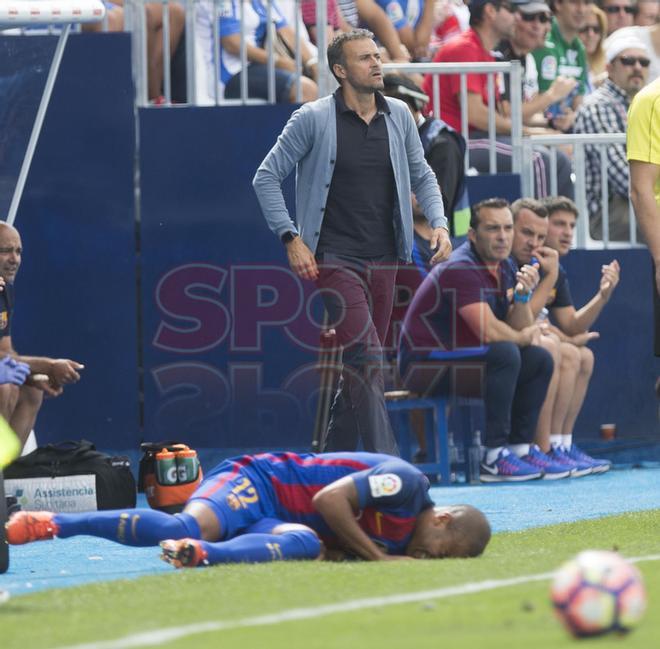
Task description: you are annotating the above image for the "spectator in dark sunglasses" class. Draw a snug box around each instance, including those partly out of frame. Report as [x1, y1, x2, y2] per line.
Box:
[498, 0, 580, 125]
[579, 4, 608, 87]
[422, 0, 575, 198]
[601, 0, 636, 35]
[574, 36, 651, 239]
[602, 20, 660, 80]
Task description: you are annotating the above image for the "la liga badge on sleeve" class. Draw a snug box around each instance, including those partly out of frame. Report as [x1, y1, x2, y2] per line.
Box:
[368, 474, 403, 498]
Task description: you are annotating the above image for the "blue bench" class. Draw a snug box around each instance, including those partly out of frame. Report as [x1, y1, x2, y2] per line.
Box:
[386, 391, 451, 484]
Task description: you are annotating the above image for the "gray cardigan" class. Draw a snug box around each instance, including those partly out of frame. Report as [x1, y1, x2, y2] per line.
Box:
[252, 94, 447, 263]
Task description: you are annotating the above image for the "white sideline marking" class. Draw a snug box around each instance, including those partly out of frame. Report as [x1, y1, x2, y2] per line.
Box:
[56, 554, 660, 649]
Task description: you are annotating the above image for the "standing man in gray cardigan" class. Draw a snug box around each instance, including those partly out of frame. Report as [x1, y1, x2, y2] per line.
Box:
[253, 30, 451, 455]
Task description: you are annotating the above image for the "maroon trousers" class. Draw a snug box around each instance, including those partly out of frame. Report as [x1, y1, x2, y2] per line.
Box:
[316, 253, 399, 455]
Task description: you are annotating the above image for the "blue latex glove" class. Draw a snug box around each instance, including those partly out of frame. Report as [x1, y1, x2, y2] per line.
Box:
[0, 355, 30, 385]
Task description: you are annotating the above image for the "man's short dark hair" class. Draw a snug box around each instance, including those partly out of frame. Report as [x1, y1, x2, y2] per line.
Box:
[327, 29, 375, 83]
[511, 198, 548, 221]
[542, 196, 579, 219]
[469, 0, 502, 27]
[470, 197, 510, 228]
[469, 1, 488, 26]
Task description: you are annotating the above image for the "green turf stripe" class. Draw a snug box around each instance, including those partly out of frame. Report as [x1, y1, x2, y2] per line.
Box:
[51, 554, 660, 649]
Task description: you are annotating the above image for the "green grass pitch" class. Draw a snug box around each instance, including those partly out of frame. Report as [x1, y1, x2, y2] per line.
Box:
[1, 509, 658, 649]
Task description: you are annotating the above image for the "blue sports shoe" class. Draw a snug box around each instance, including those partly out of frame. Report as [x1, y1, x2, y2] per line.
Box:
[565, 444, 611, 474]
[548, 445, 592, 478]
[520, 445, 572, 480]
[480, 448, 543, 482]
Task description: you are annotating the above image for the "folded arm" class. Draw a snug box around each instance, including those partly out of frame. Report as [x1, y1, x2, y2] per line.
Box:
[313, 476, 402, 561]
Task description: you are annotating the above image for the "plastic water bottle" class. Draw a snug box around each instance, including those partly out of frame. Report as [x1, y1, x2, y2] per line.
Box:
[448, 432, 459, 483]
[175, 448, 201, 484]
[468, 430, 482, 485]
[155, 449, 178, 486]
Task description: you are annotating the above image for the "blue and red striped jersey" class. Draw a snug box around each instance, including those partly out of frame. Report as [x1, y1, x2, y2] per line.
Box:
[200, 451, 434, 555]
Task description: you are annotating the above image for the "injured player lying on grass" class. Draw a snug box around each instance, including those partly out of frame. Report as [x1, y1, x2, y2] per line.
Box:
[5, 452, 491, 567]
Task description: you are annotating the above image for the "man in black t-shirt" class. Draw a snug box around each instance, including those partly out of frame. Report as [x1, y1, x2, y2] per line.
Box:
[540, 197, 618, 473]
[511, 198, 611, 477]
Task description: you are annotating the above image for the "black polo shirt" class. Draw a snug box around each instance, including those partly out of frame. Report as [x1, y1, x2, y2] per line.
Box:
[316, 88, 397, 259]
[547, 264, 573, 309]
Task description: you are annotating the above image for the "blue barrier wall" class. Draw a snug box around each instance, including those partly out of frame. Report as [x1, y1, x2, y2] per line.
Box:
[9, 34, 658, 454]
[562, 249, 659, 439]
[9, 34, 139, 448]
[0, 36, 56, 217]
[139, 105, 325, 451]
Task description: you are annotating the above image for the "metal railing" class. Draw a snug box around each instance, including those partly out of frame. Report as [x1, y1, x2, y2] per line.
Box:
[521, 133, 637, 249]
[123, 0, 332, 106]
[383, 61, 523, 176]
[2, 3, 640, 251]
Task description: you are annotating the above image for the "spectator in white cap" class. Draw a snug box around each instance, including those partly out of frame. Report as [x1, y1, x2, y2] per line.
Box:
[574, 34, 650, 239]
[602, 20, 660, 81]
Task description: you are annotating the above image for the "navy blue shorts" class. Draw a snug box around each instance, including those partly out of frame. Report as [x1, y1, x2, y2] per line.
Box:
[224, 63, 295, 104]
[188, 469, 268, 539]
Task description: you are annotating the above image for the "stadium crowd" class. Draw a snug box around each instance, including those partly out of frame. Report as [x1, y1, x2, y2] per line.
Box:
[104, 0, 658, 235]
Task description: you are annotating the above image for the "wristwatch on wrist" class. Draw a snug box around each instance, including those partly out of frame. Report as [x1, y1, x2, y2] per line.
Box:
[281, 231, 298, 245]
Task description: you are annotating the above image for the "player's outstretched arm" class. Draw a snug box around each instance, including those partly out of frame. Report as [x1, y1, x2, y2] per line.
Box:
[313, 476, 410, 561]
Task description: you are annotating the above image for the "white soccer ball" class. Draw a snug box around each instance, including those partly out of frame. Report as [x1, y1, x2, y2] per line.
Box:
[550, 550, 647, 637]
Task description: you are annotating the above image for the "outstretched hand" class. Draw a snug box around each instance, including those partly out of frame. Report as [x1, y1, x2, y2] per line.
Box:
[599, 260, 620, 301]
[50, 359, 84, 385]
